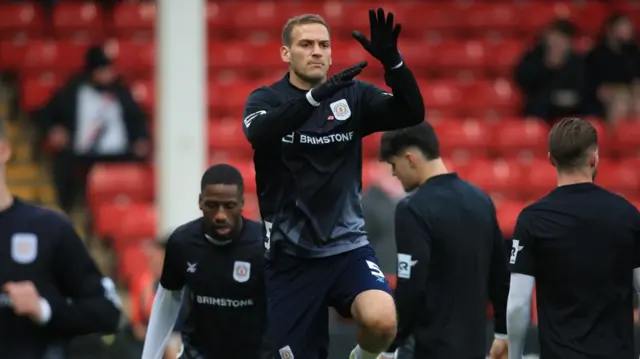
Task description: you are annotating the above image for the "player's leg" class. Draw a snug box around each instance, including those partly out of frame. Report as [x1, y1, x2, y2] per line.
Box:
[261, 254, 331, 359]
[328, 245, 397, 359]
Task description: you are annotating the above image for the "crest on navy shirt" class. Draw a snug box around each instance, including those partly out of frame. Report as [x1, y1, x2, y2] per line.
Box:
[233, 261, 251, 283]
[11, 233, 38, 264]
[329, 99, 351, 121]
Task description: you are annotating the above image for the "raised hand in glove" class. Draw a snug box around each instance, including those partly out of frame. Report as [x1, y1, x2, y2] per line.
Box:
[352, 8, 403, 69]
[308, 61, 368, 104]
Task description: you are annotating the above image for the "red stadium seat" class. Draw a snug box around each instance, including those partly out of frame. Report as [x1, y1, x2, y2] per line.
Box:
[401, 4, 460, 36]
[209, 40, 283, 71]
[112, 204, 157, 254]
[611, 120, 640, 155]
[521, 159, 556, 200]
[395, 39, 437, 70]
[105, 39, 154, 75]
[94, 202, 151, 239]
[596, 160, 640, 200]
[22, 40, 89, 73]
[495, 200, 527, 237]
[0, 3, 45, 38]
[228, 2, 325, 38]
[491, 119, 549, 157]
[433, 118, 491, 158]
[110, 2, 156, 38]
[52, 2, 105, 39]
[462, 80, 520, 118]
[419, 80, 464, 118]
[208, 118, 252, 155]
[464, 3, 520, 34]
[484, 41, 526, 76]
[209, 80, 258, 114]
[86, 163, 154, 213]
[362, 132, 382, 159]
[0, 40, 29, 70]
[430, 40, 487, 73]
[19, 73, 62, 111]
[118, 246, 148, 285]
[464, 158, 525, 199]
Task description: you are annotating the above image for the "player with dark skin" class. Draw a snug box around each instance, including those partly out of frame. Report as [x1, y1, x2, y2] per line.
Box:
[199, 183, 244, 241]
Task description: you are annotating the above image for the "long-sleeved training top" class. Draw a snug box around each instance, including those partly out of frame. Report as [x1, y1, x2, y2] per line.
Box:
[242, 64, 425, 258]
[0, 198, 122, 359]
[388, 173, 509, 359]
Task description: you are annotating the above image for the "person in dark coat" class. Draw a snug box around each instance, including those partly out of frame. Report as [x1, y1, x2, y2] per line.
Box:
[514, 19, 589, 123]
[37, 45, 150, 213]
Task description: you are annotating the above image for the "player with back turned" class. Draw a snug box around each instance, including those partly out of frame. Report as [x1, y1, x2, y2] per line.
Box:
[0, 121, 122, 359]
[379, 123, 510, 359]
[507, 118, 640, 359]
[242, 8, 425, 359]
[141, 164, 266, 359]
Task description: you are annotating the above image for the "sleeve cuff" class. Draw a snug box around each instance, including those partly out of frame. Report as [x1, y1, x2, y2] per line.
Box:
[38, 298, 52, 325]
[305, 90, 321, 107]
[494, 333, 508, 340]
[390, 61, 404, 70]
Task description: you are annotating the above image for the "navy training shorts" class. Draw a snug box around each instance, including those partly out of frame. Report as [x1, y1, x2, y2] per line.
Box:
[261, 244, 393, 359]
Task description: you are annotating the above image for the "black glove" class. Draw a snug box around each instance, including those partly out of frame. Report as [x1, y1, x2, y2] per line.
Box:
[308, 61, 368, 104]
[352, 8, 403, 69]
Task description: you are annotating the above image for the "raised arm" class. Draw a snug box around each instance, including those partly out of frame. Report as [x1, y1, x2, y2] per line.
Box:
[352, 8, 425, 136]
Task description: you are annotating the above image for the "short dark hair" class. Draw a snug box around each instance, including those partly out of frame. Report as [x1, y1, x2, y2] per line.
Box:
[200, 164, 244, 193]
[548, 117, 598, 170]
[281, 14, 330, 46]
[380, 122, 440, 161]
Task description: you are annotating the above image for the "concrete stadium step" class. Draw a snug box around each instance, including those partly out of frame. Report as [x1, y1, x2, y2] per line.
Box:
[6, 162, 39, 182]
[37, 183, 56, 204]
[11, 142, 33, 162]
[8, 183, 37, 201]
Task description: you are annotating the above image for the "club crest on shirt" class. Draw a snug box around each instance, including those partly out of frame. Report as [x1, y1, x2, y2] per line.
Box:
[233, 261, 251, 283]
[11, 233, 38, 264]
[329, 99, 351, 121]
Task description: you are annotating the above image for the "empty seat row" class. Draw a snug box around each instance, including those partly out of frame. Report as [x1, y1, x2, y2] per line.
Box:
[207, 117, 640, 157]
[94, 192, 640, 258]
[1, 38, 527, 75]
[86, 156, 640, 228]
[0, 2, 636, 40]
[18, 75, 525, 116]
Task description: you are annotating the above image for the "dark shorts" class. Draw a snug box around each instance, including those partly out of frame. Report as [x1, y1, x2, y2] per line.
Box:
[261, 244, 392, 359]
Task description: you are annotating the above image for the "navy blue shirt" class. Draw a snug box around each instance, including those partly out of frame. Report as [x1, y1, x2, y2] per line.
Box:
[0, 198, 121, 359]
[242, 67, 424, 258]
[160, 217, 266, 358]
[511, 183, 640, 359]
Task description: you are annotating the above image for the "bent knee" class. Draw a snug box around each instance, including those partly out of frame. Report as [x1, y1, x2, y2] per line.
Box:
[353, 290, 397, 342]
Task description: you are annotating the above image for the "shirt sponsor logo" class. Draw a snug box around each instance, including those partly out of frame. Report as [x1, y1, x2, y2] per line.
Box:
[195, 296, 255, 307]
[299, 131, 354, 145]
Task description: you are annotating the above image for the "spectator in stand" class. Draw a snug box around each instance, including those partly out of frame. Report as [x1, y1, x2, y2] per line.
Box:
[37, 45, 150, 213]
[514, 19, 588, 123]
[130, 241, 182, 359]
[585, 13, 640, 123]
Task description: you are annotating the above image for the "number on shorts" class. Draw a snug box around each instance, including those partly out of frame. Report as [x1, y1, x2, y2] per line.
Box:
[366, 260, 385, 278]
[264, 221, 273, 250]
